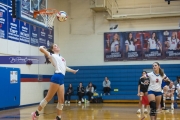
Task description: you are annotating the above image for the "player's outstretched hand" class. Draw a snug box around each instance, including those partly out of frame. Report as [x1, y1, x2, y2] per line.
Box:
[73, 69, 79, 74]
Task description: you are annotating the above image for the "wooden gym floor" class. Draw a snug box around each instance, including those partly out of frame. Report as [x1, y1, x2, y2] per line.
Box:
[0, 103, 180, 120]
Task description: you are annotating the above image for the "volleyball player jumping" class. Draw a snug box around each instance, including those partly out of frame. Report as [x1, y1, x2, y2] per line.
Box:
[31, 44, 79, 120]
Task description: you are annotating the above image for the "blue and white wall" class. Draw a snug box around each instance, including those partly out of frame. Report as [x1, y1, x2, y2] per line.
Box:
[0, 0, 60, 106]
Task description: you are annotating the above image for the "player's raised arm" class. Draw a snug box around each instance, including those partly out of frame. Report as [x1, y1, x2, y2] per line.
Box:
[39, 46, 51, 58]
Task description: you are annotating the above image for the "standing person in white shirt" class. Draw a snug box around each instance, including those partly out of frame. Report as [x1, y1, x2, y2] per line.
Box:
[147, 32, 162, 52]
[163, 81, 175, 110]
[125, 32, 137, 52]
[143, 62, 169, 120]
[31, 44, 79, 120]
[166, 32, 180, 50]
[110, 33, 120, 52]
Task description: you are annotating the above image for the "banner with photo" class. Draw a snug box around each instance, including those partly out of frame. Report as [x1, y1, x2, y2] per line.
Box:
[104, 29, 180, 61]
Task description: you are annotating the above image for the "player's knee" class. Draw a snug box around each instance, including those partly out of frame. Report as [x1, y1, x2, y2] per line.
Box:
[40, 99, 48, 108]
[56, 102, 64, 110]
[149, 100, 156, 116]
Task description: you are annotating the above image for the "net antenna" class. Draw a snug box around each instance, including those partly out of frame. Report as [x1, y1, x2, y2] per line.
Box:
[33, 9, 58, 28]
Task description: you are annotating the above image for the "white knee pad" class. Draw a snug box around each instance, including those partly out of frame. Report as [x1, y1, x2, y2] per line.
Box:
[57, 103, 64, 110]
[171, 96, 174, 101]
[40, 99, 48, 108]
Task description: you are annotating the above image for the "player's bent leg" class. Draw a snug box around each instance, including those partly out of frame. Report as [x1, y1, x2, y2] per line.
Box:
[149, 100, 156, 116]
[56, 84, 65, 120]
[31, 82, 59, 120]
[148, 92, 156, 120]
[137, 92, 144, 114]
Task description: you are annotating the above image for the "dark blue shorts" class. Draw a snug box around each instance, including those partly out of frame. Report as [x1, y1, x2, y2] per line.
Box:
[148, 91, 162, 96]
[50, 73, 64, 85]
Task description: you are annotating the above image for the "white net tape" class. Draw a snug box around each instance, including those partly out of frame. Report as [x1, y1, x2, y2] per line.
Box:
[40, 9, 57, 28]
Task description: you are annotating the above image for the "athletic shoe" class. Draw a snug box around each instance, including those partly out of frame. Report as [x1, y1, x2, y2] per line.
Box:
[31, 112, 39, 120]
[65, 100, 68, 104]
[136, 109, 141, 114]
[144, 109, 148, 114]
[68, 101, 70, 104]
[78, 101, 81, 104]
[55, 116, 61, 120]
[82, 98, 84, 102]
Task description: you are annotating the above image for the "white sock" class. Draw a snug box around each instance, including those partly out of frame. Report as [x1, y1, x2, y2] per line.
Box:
[58, 115, 61, 118]
[163, 103, 165, 108]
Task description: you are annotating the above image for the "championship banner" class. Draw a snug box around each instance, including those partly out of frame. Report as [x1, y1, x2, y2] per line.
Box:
[104, 32, 123, 61]
[19, 21, 30, 44]
[0, 3, 7, 39]
[47, 27, 54, 48]
[30, 25, 39, 46]
[39, 27, 47, 47]
[104, 29, 180, 61]
[122, 32, 143, 60]
[162, 30, 180, 60]
[142, 31, 163, 60]
[7, 8, 19, 42]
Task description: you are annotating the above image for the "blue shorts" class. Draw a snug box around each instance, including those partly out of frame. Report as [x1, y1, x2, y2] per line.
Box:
[148, 91, 162, 96]
[50, 73, 64, 85]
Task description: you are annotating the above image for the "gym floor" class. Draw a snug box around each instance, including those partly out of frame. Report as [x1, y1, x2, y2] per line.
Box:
[0, 103, 179, 120]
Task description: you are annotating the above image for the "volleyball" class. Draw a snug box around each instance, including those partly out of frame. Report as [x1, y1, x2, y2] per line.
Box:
[56, 11, 67, 22]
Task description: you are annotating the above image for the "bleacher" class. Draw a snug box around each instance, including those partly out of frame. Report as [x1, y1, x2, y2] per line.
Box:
[54, 64, 180, 103]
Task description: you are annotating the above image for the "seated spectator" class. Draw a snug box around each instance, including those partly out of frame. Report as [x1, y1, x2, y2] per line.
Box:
[176, 77, 180, 98]
[160, 79, 170, 110]
[174, 76, 180, 88]
[77, 82, 85, 104]
[163, 81, 175, 110]
[103, 77, 111, 95]
[64, 84, 74, 104]
[86, 82, 94, 103]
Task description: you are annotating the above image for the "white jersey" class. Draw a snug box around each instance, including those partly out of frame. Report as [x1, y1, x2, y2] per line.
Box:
[49, 53, 67, 75]
[125, 40, 135, 51]
[176, 84, 180, 94]
[148, 38, 157, 49]
[147, 72, 166, 92]
[167, 85, 175, 93]
[167, 37, 179, 50]
[111, 41, 119, 52]
[177, 84, 180, 89]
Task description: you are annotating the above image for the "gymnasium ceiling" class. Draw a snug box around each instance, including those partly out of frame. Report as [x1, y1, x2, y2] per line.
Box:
[90, 0, 180, 19]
